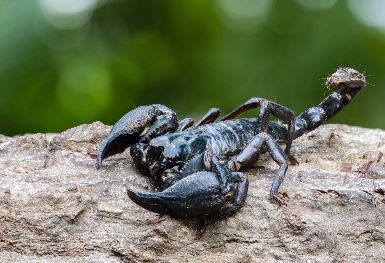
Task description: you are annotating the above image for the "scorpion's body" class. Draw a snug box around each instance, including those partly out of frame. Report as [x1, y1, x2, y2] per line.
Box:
[131, 118, 288, 178]
[97, 67, 367, 218]
[190, 119, 288, 156]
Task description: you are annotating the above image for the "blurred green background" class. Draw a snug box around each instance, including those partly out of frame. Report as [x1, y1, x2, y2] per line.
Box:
[1, 0, 384, 136]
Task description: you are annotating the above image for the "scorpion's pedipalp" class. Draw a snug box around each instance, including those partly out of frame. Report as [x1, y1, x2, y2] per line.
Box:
[96, 104, 177, 168]
[127, 171, 248, 218]
[140, 113, 178, 143]
[127, 149, 249, 218]
[160, 152, 207, 186]
[127, 189, 171, 215]
[179, 152, 205, 177]
[127, 171, 225, 218]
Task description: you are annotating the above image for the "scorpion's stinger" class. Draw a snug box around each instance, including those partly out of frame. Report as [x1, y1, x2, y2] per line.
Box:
[96, 104, 178, 168]
[294, 67, 366, 139]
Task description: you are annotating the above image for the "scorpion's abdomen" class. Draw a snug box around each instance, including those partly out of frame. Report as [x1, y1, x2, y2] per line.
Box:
[198, 119, 260, 156]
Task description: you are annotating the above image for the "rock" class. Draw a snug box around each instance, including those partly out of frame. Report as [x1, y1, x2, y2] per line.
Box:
[363, 150, 383, 162]
[1, 123, 385, 262]
[368, 163, 385, 179]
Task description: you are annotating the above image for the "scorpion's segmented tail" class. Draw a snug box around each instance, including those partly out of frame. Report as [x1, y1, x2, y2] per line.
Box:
[293, 67, 366, 139]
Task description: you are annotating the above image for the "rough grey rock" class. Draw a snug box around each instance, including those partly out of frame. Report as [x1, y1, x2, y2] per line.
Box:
[1, 122, 385, 262]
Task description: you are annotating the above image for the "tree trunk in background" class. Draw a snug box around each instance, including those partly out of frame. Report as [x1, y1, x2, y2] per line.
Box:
[0, 122, 385, 262]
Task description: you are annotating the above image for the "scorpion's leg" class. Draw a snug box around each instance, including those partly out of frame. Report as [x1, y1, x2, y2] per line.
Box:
[176, 107, 220, 131]
[97, 104, 178, 168]
[177, 118, 194, 131]
[265, 134, 289, 206]
[221, 98, 296, 156]
[221, 98, 294, 122]
[228, 133, 288, 205]
[228, 132, 266, 171]
[195, 108, 221, 127]
[127, 150, 249, 218]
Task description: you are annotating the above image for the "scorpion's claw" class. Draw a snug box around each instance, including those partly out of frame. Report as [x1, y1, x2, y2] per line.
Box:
[270, 191, 287, 206]
[97, 104, 178, 168]
[127, 171, 248, 218]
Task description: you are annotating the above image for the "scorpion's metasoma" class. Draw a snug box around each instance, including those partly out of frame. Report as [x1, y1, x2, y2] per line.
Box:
[97, 67, 366, 218]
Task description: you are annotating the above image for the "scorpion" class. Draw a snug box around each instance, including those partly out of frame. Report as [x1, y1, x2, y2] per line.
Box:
[96, 67, 366, 219]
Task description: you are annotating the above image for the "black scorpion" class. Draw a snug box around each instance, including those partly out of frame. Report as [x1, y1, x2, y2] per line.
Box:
[96, 67, 366, 218]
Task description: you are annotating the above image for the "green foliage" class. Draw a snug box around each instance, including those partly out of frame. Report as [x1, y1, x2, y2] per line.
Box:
[0, 0, 384, 135]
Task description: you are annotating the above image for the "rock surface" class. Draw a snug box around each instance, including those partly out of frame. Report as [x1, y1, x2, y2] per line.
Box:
[1, 122, 385, 262]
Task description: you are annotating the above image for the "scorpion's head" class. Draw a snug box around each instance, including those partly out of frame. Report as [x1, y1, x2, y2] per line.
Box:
[326, 67, 366, 91]
[143, 134, 207, 176]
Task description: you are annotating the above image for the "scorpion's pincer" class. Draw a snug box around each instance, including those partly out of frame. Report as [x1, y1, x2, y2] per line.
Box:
[127, 171, 227, 218]
[96, 104, 178, 168]
[127, 169, 249, 218]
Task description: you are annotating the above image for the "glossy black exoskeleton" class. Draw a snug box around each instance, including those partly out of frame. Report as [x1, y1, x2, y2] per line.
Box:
[97, 67, 366, 218]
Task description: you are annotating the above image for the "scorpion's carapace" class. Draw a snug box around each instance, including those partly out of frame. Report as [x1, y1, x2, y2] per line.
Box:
[97, 67, 366, 218]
